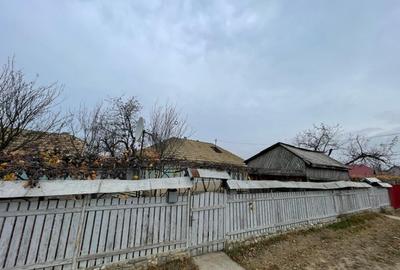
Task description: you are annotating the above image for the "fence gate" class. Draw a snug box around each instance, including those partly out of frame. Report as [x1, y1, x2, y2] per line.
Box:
[189, 192, 226, 255]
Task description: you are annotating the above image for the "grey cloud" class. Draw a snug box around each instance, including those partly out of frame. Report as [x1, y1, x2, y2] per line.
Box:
[0, 0, 399, 159]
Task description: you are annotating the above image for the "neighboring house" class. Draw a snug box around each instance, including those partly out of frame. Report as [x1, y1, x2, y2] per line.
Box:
[143, 138, 247, 180]
[387, 166, 400, 176]
[5, 131, 83, 156]
[348, 165, 375, 179]
[245, 142, 350, 181]
[1, 131, 84, 180]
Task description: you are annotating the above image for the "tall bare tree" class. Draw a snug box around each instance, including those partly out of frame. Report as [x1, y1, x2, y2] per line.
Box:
[98, 96, 142, 159]
[68, 103, 103, 160]
[0, 57, 65, 153]
[344, 135, 398, 169]
[147, 103, 188, 176]
[293, 123, 342, 155]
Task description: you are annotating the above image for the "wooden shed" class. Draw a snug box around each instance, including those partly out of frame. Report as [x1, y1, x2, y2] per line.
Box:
[245, 142, 350, 181]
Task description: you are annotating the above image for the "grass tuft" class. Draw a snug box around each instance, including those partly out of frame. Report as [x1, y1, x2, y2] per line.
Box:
[326, 212, 379, 231]
[226, 234, 288, 261]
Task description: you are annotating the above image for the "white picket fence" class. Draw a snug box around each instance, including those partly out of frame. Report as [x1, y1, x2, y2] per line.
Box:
[0, 186, 390, 270]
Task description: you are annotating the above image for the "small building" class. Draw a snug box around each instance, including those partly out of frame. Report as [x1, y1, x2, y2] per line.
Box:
[348, 164, 375, 179]
[143, 138, 247, 180]
[245, 142, 350, 181]
[5, 131, 83, 156]
[387, 166, 400, 176]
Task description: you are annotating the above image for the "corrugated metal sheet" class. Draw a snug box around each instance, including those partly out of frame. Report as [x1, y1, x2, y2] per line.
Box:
[188, 168, 231, 179]
[0, 177, 193, 198]
[363, 177, 392, 188]
[227, 180, 372, 190]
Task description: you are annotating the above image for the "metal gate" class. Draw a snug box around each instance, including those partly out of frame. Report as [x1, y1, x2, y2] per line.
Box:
[389, 185, 400, 209]
[188, 192, 226, 255]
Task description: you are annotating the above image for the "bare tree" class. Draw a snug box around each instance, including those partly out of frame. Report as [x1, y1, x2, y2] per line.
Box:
[98, 96, 142, 159]
[68, 103, 103, 160]
[0, 57, 65, 153]
[293, 123, 342, 155]
[147, 103, 188, 177]
[344, 135, 398, 169]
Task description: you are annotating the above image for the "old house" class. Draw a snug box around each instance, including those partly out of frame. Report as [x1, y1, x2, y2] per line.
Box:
[387, 166, 400, 176]
[245, 142, 350, 181]
[348, 164, 375, 179]
[1, 131, 85, 180]
[143, 138, 247, 179]
[5, 131, 83, 156]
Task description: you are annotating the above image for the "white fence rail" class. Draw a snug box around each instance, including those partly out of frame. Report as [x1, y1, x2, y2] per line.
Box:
[0, 186, 390, 270]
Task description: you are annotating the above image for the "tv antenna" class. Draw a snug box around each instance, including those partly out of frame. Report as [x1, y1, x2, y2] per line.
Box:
[135, 117, 144, 141]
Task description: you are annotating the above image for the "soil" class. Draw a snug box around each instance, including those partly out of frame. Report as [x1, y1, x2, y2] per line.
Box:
[389, 208, 400, 217]
[226, 213, 400, 270]
[105, 257, 198, 270]
[147, 258, 198, 270]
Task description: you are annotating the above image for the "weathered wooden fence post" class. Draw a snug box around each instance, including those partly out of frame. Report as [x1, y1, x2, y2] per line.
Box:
[332, 190, 338, 215]
[71, 196, 89, 270]
[224, 190, 229, 244]
[305, 193, 310, 224]
[186, 190, 192, 251]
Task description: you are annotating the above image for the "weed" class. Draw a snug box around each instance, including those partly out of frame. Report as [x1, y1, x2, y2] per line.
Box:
[326, 213, 379, 231]
[226, 234, 289, 261]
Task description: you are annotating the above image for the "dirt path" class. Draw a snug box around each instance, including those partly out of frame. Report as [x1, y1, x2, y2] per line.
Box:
[193, 252, 244, 270]
[226, 213, 400, 270]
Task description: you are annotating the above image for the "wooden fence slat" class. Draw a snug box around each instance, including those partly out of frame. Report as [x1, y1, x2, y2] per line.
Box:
[16, 200, 38, 268]
[0, 187, 391, 270]
[25, 200, 48, 266]
[140, 197, 150, 257]
[156, 194, 165, 247]
[86, 198, 104, 268]
[133, 197, 143, 258]
[163, 197, 171, 253]
[105, 198, 119, 264]
[120, 200, 131, 261]
[152, 196, 161, 254]
[3, 201, 23, 268]
[146, 196, 155, 256]
[36, 200, 57, 264]
[113, 198, 124, 262]
[78, 198, 96, 269]
[45, 200, 66, 269]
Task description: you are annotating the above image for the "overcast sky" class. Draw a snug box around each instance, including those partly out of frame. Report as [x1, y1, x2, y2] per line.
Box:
[1, 0, 400, 159]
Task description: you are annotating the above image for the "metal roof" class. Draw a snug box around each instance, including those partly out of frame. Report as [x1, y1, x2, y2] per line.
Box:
[0, 177, 193, 198]
[363, 177, 392, 188]
[246, 142, 348, 170]
[227, 180, 372, 190]
[188, 168, 231, 179]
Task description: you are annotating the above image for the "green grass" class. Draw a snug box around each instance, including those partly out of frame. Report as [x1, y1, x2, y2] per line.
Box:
[326, 212, 379, 231]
